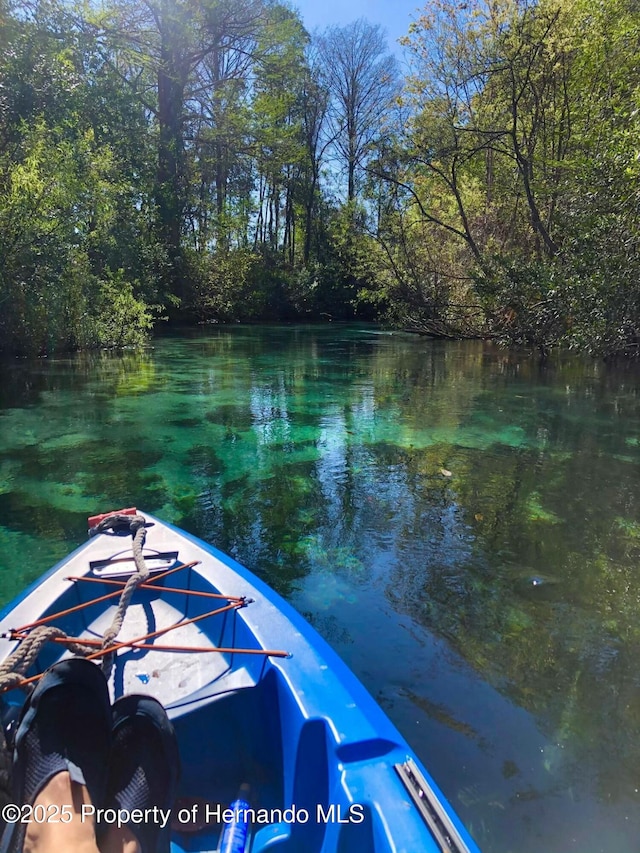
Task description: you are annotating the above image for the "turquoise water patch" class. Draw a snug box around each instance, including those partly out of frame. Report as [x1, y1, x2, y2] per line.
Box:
[1, 327, 640, 853]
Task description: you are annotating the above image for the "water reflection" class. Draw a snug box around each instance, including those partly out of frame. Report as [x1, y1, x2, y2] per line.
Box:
[1, 326, 640, 852]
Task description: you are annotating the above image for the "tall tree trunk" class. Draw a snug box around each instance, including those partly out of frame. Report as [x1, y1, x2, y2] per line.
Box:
[156, 37, 186, 296]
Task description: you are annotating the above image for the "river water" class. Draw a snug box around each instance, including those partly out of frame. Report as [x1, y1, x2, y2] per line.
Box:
[1, 325, 640, 852]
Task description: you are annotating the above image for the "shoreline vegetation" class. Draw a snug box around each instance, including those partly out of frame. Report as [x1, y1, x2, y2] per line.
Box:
[1, 0, 638, 359]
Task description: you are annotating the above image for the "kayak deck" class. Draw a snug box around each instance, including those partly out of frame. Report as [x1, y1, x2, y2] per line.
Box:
[0, 515, 480, 853]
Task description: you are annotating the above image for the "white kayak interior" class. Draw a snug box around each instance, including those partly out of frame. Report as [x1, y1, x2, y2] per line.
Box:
[0, 521, 272, 711]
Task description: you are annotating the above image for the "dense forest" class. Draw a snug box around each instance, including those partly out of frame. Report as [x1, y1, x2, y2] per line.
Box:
[0, 0, 638, 357]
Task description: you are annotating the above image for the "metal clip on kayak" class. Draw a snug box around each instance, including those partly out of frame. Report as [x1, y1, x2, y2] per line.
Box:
[395, 759, 471, 853]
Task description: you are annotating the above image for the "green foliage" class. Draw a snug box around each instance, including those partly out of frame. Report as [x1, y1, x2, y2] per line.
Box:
[183, 248, 264, 322]
[0, 1, 163, 354]
[473, 258, 572, 353]
[85, 271, 156, 349]
[324, 203, 380, 315]
[0, 113, 160, 353]
[391, 0, 640, 356]
[1, 0, 638, 353]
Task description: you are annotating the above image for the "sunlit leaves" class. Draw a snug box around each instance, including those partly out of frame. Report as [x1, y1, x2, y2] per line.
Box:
[390, 0, 640, 355]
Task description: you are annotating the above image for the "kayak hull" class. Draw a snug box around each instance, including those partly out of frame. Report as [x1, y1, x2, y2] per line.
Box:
[0, 513, 480, 853]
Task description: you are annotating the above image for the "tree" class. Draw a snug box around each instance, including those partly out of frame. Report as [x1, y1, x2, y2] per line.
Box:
[394, 0, 640, 355]
[0, 0, 160, 353]
[94, 0, 270, 286]
[251, 4, 308, 260]
[298, 48, 330, 263]
[317, 19, 398, 203]
[399, 0, 574, 263]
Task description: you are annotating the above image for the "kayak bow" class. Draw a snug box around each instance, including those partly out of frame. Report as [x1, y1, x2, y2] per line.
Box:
[0, 510, 480, 853]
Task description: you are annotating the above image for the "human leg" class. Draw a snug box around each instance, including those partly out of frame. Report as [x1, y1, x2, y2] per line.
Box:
[3, 658, 111, 853]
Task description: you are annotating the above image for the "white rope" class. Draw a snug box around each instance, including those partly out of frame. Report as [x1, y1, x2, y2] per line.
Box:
[100, 517, 148, 647]
[0, 627, 93, 690]
[98, 515, 148, 679]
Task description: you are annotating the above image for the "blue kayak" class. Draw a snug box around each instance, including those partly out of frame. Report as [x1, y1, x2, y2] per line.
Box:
[0, 510, 480, 853]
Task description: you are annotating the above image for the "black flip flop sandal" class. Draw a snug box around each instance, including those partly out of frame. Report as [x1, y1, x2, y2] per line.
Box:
[106, 694, 180, 853]
[1, 657, 112, 853]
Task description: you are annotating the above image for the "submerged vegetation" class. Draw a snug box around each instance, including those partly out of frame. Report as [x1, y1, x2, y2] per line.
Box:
[0, 0, 638, 356]
[1, 327, 640, 851]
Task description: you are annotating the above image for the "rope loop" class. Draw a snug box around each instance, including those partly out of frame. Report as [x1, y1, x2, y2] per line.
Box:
[0, 626, 94, 691]
[0, 514, 148, 690]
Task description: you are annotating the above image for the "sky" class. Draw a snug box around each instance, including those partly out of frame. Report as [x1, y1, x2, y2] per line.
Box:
[292, 0, 424, 60]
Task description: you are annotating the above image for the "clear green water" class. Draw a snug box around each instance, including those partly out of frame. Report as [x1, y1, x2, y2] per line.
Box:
[1, 325, 640, 852]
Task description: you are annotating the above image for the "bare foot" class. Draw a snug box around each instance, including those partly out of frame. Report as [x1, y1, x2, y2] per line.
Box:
[22, 771, 98, 853]
[21, 772, 141, 853]
[98, 825, 141, 853]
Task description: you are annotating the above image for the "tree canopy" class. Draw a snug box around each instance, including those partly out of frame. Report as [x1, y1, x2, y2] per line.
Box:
[0, 0, 638, 357]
